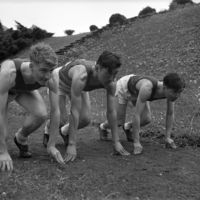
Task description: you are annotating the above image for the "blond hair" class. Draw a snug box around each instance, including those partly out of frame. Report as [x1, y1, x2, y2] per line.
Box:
[29, 42, 58, 68]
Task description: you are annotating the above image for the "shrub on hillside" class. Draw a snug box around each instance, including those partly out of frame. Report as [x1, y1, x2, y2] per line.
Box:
[31, 25, 54, 40]
[109, 13, 127, 26]
[14, 38, 32, 49]
[89, 25, 98, 32]
[169, 0, 194, 10]
[64, 29, 75, 36]
[138, 6, 156, 17]
[0, 21, 54, 61]
[0, 30, 21, 58]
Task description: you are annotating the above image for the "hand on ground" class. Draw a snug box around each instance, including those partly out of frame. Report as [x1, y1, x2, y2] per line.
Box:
[113, 141, 130, 156]
[47, 146, 65, 164]
[64, 144, 77, 162]
[165, 138, 177, 149]
[0, 152, 13, 172]
[133, 143, 143, 155]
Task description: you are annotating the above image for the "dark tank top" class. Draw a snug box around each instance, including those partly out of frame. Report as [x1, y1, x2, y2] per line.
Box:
[127, 75, 158, 101]
[9, 59, 42, 94]
[59, 59, 104, 92]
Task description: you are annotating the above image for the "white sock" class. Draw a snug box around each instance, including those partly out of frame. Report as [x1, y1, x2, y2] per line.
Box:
[44, 120, 50, 135]
[44, 124, 49, 135]
[124, 122, 131, 130]
[100, 123, 107, 130]
[61, 123, 69, 136]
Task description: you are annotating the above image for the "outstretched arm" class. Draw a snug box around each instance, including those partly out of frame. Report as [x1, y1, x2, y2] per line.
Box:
[0, 60, 16, 171]
[65, 65, 87, 162]
[132, 85, 152, 154]
[0, 94, 13, 171]
[165, 100, 176, 148]
[0, 92, 10, 167]
[106, 83, 130, 155]
[47, 74, 64, 164]
[166, 100, 174, 138]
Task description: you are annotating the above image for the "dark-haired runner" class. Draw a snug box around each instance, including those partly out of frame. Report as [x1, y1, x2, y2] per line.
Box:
[44, 51, 130, 162]
[99, 73, 185, 155]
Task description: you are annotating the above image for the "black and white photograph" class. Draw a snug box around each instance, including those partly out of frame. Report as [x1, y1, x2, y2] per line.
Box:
[0, 0, 200, 199]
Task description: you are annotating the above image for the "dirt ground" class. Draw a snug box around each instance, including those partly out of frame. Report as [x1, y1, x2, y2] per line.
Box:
[0, 98, 200, 200]
[1, 5, 200, 200]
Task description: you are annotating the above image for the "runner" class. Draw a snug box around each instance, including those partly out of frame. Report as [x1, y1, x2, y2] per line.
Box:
[99, 73, 185, 155]
[0, 42, 64, 172]
[44, 51, 130, 162]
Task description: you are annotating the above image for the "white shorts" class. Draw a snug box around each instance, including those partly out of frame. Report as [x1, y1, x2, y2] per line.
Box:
[115, 74, 135, 105]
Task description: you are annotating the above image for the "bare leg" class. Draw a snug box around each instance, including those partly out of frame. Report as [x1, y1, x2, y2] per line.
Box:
[124, 102, 151, 130]
[62, 92, 91, 135]
[128, 102, 151, 154]
[44, 94, 68, 135]
[15, 90, 48, 140]
[99, 102, 127, 140]
[102, 102, 127, 129]
[0, 94, 13, 171]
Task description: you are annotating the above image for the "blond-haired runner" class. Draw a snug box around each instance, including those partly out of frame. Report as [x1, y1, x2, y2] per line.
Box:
[0, 43, 64, 172]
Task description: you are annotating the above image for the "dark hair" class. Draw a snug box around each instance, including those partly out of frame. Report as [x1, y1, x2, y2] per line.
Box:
[163, 73, 185, 92]
[97, 51, 121, 73]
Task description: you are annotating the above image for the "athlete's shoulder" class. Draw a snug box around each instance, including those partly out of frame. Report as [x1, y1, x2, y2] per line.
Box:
[1, 59, 16, 72]
[138, 80, 153, 100]
[0, 60, 17, 91]
[70, 64, 88, 79]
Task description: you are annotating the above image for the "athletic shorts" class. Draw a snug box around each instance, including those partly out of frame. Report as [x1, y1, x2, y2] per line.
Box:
[115, 74, 135, 105]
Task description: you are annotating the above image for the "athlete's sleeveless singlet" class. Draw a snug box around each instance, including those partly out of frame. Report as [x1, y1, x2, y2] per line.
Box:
[127, 75, 158, 101]
[59, 59, 104, 95]
[8, 59, 42, 95]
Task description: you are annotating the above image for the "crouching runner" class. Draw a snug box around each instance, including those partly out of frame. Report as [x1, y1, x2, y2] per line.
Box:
[99, 73, 185, 155]
[43, 51, 130, 162]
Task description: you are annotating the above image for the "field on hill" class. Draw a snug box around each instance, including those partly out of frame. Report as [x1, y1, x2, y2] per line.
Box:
[1, 5, 200, 200]
[13, 32, 89, 59]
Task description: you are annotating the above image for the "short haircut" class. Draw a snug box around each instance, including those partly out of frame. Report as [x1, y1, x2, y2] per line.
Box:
[163, 73, 185, 92]
[29, 42, 58, 68]
[97, 51, 121, 73]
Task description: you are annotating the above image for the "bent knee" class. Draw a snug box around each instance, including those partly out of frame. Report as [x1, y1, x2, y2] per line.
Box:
[141, 115, 151, 126]
[35, 110, 48, 122]
[79, 116, 91, 128]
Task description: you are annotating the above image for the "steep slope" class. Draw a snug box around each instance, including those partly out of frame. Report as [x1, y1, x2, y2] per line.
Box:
[14, 32, 88, 58]
[58, 4, 200, 141]
[59, 5, 199, 79]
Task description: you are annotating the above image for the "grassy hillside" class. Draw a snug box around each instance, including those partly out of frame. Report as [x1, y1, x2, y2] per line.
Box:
[59, 5, 199, 78]
[57, 4, 200, 144]
[43, 33, 88, 51]
[14, 32, 88, 58]
[2, 5, 200, 200]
